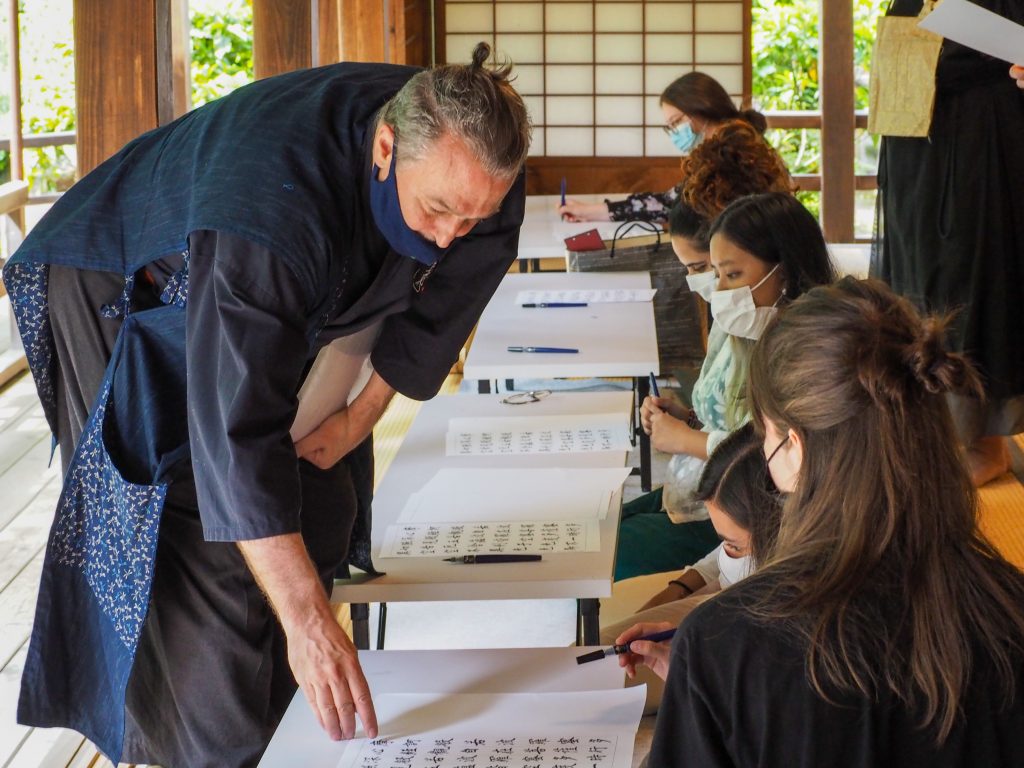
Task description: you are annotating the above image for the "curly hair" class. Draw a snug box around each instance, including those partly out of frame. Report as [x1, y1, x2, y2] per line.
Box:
[679, 119, 794, 222]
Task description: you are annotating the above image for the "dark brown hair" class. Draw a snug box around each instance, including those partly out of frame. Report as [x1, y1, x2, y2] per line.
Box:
[694, 423, 782, 567]
[381, 42, 531, 177]
[660, 71, 767, 133]
[747, 277, 1024, 742]
[679, 120, 793, 222]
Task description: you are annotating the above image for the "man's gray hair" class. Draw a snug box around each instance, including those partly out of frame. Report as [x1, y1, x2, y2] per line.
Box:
[380, 42, 531, 178]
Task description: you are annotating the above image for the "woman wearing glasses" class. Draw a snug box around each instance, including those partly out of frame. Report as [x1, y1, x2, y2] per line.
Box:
[558, 72, 767, 224]
[645, 278, 1024, 766]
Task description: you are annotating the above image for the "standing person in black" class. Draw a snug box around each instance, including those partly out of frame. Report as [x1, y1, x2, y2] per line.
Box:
[872, 0, 1024, 485]
[4, 43, 530, 767]
[642, 279, 1024, 767]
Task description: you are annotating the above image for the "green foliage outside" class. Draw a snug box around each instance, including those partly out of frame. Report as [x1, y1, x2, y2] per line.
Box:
[190, 0, 254, 108]
[0, 0, 77, 194]
[752, 0, 888, 222]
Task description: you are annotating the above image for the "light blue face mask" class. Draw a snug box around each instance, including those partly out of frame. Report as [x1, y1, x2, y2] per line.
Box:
[670, 122, 702, 154]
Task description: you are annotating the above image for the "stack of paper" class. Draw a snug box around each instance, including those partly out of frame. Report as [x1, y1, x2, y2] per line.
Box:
[514, 288, 656, 304]
[445, 412, 631, 456]
[380, 467, 631, 558]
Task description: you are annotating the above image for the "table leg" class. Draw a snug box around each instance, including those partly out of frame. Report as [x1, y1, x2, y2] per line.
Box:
[376, 603, 388, 650]
[636, 376, 652, 492]
[577, 598, 601, 646]
[350, 603, 370, 650]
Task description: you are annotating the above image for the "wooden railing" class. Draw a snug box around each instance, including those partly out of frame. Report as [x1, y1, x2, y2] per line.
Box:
[0, 178, 31, 386]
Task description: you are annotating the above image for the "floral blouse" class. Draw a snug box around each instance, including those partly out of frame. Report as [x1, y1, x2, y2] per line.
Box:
[606, 186, 680, 223]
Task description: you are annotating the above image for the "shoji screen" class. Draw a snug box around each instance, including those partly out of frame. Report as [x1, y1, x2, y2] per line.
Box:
[442, 1, 747, 158]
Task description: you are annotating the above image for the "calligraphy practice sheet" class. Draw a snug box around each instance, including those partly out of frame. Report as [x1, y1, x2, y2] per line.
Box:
[445, 413, 630, 456]
[380, 519, 601, 558]
[335, 689, 647, 768]
[919, 0, 1024, 65]
[514, 288, 656, 304]
[379, 467, 627, 558]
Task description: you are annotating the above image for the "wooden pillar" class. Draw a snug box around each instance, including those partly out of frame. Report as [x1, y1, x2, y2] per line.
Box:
[339, 0, 429, 66]
[253, 0, 314, 79]
[74, 0, 160, 175]
[155, 0, 191, 123]
[7, 0, 24, 231]
[819, 0, 855, 241]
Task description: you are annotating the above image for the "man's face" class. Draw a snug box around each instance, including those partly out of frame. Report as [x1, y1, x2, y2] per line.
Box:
[372, 124, 513, 248]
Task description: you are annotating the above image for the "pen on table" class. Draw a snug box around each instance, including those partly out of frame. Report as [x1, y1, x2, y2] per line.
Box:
[521, 302, 588, 308]
[575, 628, 677, 664]
[507, 346, 579, 354]
[444, 554, 543, 564]
[560, 177, 567, 220]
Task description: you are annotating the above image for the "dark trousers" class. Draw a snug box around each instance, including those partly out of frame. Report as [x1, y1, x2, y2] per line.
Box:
[47, 265, 355, 767]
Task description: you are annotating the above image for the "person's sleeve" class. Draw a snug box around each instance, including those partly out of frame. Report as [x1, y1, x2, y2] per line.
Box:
[605, 188, 678, 223]
[646, 611, 736, 768]
[686, 543, 722, 584]
[185, 230, 313, 541]
[371, 173, 526, 400]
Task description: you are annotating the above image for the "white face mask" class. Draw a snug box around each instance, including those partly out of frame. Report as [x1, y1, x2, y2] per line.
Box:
[717, 544, 753, 587]
[686, 270, 717, 302]
[709, 263, 783, 340]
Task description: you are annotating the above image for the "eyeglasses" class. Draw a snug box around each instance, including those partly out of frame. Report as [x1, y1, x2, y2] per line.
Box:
[661, 116, 689, 135]
[500, 389, 551, 405]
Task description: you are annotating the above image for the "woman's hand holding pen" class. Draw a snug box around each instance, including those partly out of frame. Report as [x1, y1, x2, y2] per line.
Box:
[557, 199, 611, 222]
[640, 395, 689, 434]
[615, 621, 676, 682]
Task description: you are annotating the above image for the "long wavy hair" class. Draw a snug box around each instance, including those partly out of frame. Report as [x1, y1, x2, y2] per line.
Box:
[747, 277, 1024, 742]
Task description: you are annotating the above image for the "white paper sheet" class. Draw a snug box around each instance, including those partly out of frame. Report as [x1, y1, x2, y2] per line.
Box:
[396, 467, 631, 525]
[336, 688, 647, 768]
[514, 288, 656, 305]
[290, 323, 381, 442]
[380, 518, 601, 558]
[445, 413, 631, 456]
[918, 0, 1024, 65]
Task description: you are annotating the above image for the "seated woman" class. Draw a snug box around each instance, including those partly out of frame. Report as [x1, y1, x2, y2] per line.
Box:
[640, 278, 1024, 765]
[614, 192, 836, 583]
[559, 72, 768, 223]
[666, 119, 794, 276]
[600, 422, 781, 715]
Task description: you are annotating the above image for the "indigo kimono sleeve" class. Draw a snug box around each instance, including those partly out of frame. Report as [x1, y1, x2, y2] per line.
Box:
[185, 230, 313, 542]
[371, 173, 526, 401]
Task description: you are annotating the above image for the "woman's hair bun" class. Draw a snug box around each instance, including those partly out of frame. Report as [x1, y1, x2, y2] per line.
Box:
[740, 108, 768, 135]
[906, 317, 978, 396]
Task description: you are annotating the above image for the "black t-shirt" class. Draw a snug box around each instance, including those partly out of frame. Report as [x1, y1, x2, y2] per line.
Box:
[647, 581, 1024, 767]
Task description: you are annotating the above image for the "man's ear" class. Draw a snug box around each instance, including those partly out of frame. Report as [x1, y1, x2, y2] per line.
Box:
[372, 123, 396, 181]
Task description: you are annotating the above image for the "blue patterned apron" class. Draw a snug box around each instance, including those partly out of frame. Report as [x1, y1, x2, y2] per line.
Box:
[5, 253, 192, 762]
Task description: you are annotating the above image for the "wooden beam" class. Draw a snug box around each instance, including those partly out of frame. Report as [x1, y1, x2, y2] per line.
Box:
[819, 0, 855, 241]
[74, 0, 160, 175]
[253, 0, 313, 79]
[525, 157, 683, 197]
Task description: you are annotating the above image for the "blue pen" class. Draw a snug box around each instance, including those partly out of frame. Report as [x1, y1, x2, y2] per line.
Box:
[648, 372, 660, 397]
[560, 177, 567, 206]
[576, 628, 677, 664]
[507, 346, 579, 354]
[521, 302, 588, 308]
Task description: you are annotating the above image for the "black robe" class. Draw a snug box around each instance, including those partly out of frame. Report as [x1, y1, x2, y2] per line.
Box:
[873, 0, 1024, 436]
